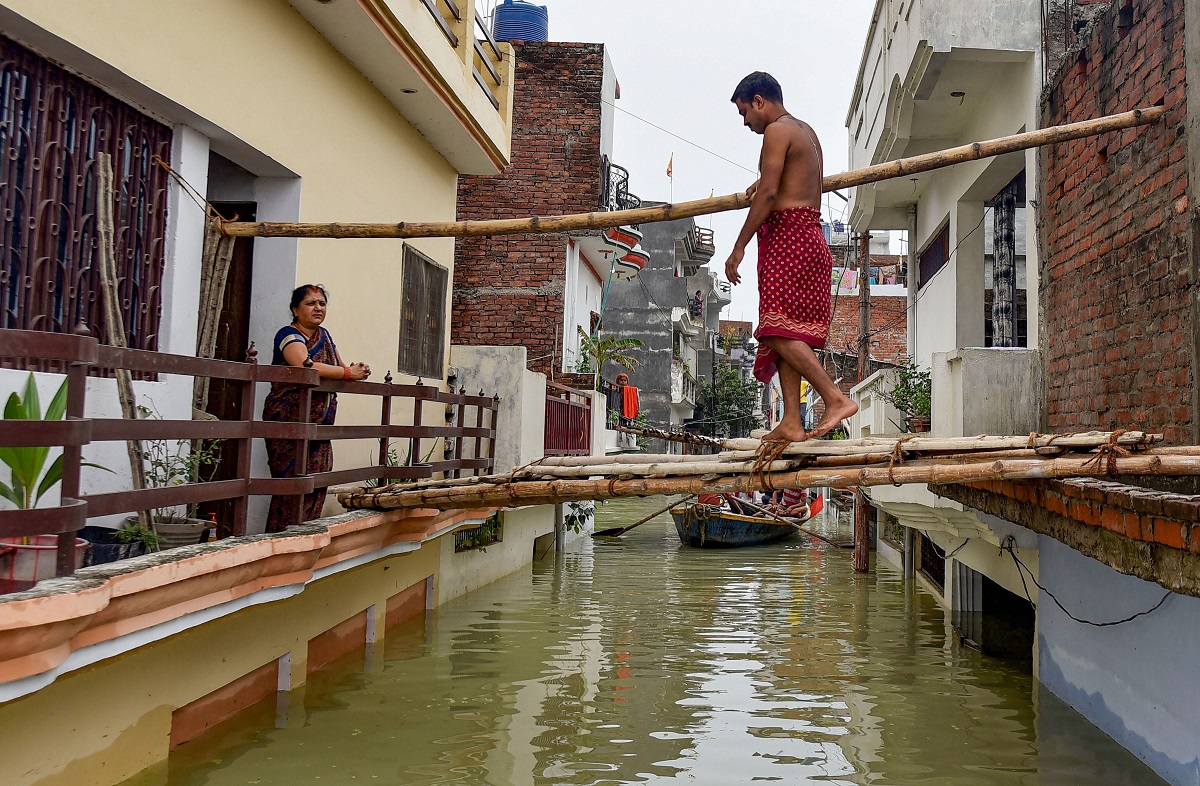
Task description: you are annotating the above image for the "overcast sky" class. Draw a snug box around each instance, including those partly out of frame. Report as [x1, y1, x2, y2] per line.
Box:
[531, 0, 878, 321]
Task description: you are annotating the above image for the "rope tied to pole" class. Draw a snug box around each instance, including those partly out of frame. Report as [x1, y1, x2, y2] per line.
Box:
[1083, 429, 1133, 476]
[887, 435, 920, 486]
[751, 439, 790, 491]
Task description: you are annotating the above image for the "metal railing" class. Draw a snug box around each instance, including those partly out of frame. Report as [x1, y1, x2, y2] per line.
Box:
[544, 381, 591, 457]
[0, 328, 498, 582]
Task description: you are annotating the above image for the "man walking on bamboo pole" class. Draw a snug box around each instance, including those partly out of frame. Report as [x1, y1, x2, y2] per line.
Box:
[725, 72, 858, 442]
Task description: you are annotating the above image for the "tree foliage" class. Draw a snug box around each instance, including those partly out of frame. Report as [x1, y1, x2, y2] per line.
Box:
[694, 364, 762, 440]
[578, 327, 644, 388]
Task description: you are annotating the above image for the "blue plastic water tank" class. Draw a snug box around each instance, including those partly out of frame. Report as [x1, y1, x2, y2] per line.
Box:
[492, 0, 549, 42]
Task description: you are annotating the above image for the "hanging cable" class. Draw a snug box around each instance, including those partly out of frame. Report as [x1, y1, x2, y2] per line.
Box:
[1001, 539, 1172, 627]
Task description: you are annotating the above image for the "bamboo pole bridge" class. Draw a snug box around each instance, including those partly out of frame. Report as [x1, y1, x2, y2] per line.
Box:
[338, 431, 1200, 512]
[221, 107, 1164, 240]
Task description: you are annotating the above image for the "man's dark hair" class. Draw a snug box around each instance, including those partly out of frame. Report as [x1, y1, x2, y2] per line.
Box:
[731, 72, 783, 104]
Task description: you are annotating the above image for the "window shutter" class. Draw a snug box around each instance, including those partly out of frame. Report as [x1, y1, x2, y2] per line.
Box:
[398, 246, 447, 378]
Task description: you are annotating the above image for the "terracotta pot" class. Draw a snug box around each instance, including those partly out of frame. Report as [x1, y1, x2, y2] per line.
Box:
[906, 415, 932, 433]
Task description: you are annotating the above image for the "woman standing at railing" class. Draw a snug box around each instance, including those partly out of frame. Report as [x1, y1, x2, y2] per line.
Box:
[263, 284, 370, 532]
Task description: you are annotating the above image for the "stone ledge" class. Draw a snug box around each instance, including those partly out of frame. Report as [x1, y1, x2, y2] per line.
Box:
[933, 479, 1200, 597]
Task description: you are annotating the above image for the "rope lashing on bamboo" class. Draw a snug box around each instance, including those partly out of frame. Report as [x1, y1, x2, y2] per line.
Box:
[887, 435, 921, 486]
[752, 440, 791, 491]
[1083, 429, 1135, 476]
[219, 107, 1165, 240]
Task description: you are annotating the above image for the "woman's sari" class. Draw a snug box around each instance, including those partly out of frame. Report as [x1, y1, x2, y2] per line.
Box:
[263, 325, 339, 533]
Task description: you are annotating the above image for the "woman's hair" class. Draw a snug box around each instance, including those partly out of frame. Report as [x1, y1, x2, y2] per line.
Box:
[289, 284, 329, 316]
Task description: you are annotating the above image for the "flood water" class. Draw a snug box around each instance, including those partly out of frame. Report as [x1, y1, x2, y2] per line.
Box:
[124, 496, 1163, 785]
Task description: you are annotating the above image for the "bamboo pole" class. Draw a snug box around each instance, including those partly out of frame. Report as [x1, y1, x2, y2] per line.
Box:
[721, 430, 1161, 458]
[97, 153, 153, 536]
[339, 452, 1200, 511]
[223, 107, 1164, 240]
[363, 441, 1191, 495]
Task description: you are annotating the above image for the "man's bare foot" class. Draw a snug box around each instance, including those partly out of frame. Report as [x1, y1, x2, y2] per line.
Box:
[810, 399, 859, 439]
[761, 422, 809, 443]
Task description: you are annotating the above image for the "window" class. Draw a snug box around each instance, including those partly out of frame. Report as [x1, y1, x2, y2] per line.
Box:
[0, 34, 171, 348]
[398, 245, 448, 378]
[917, 223, 950, 290]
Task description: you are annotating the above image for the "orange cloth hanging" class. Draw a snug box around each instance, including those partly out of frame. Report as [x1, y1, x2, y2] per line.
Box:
[621, 385, 640, 419]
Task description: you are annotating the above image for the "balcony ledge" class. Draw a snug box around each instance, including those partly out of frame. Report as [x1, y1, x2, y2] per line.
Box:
[0, 506, 492, 700]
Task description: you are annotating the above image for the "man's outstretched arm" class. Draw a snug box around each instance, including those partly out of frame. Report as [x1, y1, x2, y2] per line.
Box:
[725, 125, 788, 284]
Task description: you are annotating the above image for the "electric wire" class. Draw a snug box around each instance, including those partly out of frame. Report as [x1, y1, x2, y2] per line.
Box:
[1002, 540, 1172, 627]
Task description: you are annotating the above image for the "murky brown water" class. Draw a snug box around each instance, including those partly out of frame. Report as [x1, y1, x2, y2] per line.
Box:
[123, 496, 1163, 785]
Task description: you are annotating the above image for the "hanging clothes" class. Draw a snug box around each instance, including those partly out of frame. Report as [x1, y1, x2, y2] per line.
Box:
[621, 384, 640, 419]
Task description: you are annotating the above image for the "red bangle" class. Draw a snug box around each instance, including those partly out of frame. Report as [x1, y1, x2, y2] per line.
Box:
[342, 365, 351, 380]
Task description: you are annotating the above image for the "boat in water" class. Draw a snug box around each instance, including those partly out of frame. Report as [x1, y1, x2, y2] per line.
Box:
[670, 503, 805, 548]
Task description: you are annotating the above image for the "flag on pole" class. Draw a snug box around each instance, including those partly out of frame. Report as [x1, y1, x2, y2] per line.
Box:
[666, 153, 673, 179]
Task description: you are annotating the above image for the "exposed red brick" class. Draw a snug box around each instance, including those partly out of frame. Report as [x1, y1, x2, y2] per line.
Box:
[1041, 0, 1192, 445]
[454, 42, 607, 376]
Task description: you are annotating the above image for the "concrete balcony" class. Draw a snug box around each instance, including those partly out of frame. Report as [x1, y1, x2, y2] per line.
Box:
[671, 361, 697, 406]
[850, 348, 1042, 549]
[289, 0, 515, 174]
[845, 0, 1040, 230]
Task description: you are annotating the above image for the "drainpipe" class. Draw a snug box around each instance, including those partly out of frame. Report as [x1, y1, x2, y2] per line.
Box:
[903, 525, 915, 579]
[555, 503, 565, 553]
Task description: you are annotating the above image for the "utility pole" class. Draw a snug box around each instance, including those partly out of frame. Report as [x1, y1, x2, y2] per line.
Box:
[854, 232, 871, 574]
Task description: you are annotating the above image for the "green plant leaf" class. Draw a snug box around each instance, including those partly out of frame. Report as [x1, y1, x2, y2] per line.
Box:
[3, 389, 23, 421]
[21, 373, 40, 422]
[34, 454, 63, 507]
[11, 473, 27, 510]
[0, 479, 19, 508]
[45, 378, 68, 422]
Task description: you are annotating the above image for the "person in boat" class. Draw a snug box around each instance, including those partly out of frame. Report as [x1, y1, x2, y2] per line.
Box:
[724, 71, 858, 443]
[697, 492, 758, 516]
[262, 284, 371, 533]
[765, 488, 810, 519]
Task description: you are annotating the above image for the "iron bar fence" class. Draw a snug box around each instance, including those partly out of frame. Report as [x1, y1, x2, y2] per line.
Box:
[0, 328, 497, 586]
[544, 381, 591, 457]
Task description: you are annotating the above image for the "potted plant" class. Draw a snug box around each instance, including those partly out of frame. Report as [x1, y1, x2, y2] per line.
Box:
[878, 357, 933, 433]
[127, 404, 223, 549]
[0, 374, 104, 583]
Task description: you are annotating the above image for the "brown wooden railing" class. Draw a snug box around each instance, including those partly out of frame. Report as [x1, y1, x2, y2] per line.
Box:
[0, 328, 497, 580]
[544, 381, 591, 457]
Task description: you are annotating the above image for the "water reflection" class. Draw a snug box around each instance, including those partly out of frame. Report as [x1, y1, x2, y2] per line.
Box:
[123, 496, 1163, 786]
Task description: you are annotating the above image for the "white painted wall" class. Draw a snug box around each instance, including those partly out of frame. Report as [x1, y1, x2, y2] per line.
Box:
[562, 242, 604, 374]
[1038, 537, 1200, 786]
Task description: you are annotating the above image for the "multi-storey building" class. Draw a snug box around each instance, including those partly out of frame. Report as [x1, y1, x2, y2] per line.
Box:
[845, 2, 1200, 783]
[600, 214, 726, 451]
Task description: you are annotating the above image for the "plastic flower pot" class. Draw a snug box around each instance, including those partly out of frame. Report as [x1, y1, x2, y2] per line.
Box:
[0, 535, 87, 594]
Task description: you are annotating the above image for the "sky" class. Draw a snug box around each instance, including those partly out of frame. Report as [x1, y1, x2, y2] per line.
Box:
[515, 0, 878, 322]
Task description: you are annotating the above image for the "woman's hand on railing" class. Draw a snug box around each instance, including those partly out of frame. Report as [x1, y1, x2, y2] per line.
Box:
[345, 362, 371, 382]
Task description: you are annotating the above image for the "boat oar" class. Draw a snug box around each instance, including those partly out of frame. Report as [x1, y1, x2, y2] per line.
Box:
[593, 495, 695, 537]
[738, 498, 845, 548]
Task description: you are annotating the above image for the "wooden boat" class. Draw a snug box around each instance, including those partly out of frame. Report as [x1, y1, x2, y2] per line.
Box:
[670, 503, 801, 548]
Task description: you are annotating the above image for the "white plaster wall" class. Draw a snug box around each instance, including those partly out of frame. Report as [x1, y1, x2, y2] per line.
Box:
[449, 344, 546, 474]
[436, 506, 556, 605]
[562, 242, 603, 374]
[1038, 537, 1200, 786]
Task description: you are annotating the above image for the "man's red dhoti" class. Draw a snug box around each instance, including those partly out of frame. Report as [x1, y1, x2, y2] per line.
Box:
[753, 206, 833, 384]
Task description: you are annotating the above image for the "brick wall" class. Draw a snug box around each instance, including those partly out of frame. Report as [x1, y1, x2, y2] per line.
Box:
[1040, 0, 1192, 443]
[827, 292, 908, 368]
[454, 42, 606, 377]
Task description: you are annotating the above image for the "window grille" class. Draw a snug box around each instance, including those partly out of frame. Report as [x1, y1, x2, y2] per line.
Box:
[917, 223, 949, 291]
[0, 34, 172, 349]
[398, 245, 448, 379]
